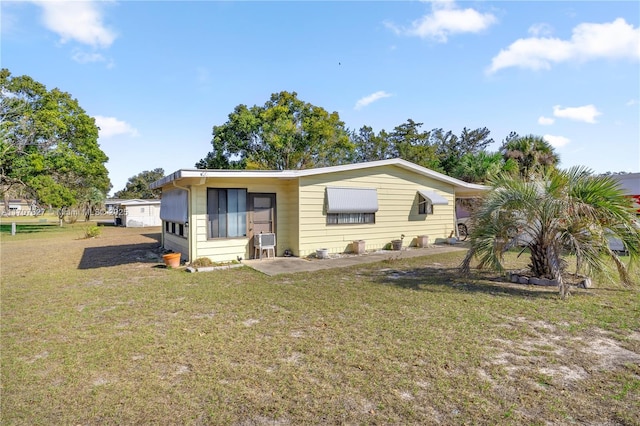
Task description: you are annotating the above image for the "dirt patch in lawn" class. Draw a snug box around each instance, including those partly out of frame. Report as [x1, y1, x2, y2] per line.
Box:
[489, 318, 640, 379]
[482, 317, 640, 421]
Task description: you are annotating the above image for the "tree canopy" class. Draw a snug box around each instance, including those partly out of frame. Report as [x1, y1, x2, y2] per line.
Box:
[197, 91, 353, 170]
[500, 133, 560, 180]
[0, 69, 111, 209]
[196, 90, 561, 186]
[113, 168, 165, 199]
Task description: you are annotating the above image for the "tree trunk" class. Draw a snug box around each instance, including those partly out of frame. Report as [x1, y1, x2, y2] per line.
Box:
[530, 242, 552, 278]
[558, 275, 570, 299]
[545, 244, 570, 299]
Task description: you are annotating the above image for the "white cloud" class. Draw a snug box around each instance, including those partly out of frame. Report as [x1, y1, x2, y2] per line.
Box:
[71, 49, 110, 64]
[94, 116, 139, 138]
[543, 134, 571, 148]
[626, 99, 638, 106]
[71, 49, 114, 68]
[538, 116, 555, 125]
[354, 91, 393, 110]
[72, 50, 105, 64]
[553, 104, 602, 123]
[528, 23, 553, 37]
[385, 0, 497, 42]
[33, 0, 117, 48]
[488, 18, 640, 73]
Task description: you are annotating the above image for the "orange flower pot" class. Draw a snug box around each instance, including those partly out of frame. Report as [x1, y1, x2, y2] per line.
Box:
[163, 253, 181, 268]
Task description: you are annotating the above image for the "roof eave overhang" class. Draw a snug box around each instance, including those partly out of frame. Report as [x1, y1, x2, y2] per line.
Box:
[149, 158, 491, 193]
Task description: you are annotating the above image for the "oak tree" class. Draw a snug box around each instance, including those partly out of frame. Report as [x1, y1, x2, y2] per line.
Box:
[197, 91, 353, 170]
[0, 69, 111, 214]
[114, 168, 165, 199]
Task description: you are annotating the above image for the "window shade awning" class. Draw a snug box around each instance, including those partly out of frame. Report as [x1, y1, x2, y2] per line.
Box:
[326, 187, 378, 214]
[160, 189, 188, 223]
[418, 190, 448, 205]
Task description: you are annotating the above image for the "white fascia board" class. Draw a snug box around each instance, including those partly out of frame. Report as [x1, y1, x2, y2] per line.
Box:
[149, 158, 489, 192]
[294, 158, 488, 191]
[119, 199, 161, 206]
[150, 169, 297, 189]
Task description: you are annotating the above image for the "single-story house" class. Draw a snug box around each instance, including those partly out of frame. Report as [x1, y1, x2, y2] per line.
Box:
[150, 158, 488, 263]
[113, 199, 162, 227]
[105, 199, 127, 215]
[2, 198, 34, 215]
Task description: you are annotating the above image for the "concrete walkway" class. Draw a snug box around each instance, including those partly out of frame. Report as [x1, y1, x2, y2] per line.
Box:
[242, 243, 469, 276]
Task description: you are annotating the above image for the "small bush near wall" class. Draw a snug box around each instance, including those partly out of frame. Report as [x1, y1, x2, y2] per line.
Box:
[84, 225, 101, 239]
[191, 257, 214, 268]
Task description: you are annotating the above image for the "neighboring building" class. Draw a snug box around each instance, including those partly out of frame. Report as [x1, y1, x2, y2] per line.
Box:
[105, 199, 127, 216]
[2, 199, 36, 216]
[112, 199, 162, 227]
[611, 173, 640, 214]
[607, 173, 639, 253]
[150, 159, 487, 263]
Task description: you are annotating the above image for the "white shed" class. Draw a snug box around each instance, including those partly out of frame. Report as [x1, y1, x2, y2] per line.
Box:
[117, 199, 162, 227]
[611, 173, 640, 214]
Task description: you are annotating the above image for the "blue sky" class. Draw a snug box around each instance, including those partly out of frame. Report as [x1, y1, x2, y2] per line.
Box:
[2, 0, 639, 195]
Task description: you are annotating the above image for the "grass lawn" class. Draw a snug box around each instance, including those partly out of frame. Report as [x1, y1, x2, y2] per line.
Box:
[1, 224, 639, 425]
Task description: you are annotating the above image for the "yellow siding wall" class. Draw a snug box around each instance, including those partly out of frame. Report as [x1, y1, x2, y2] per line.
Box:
[297, 165, 456, 256]
[179, 177, 298, 263]
[163, 232, 188, 261]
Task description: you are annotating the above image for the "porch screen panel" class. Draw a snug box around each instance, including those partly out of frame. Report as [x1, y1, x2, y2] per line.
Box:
[160, 189, 188, 223]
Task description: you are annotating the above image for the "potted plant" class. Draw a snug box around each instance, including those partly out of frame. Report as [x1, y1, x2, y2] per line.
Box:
[163, 252, 181, 268]
[391, 234, 405, 251]
[352, 240, 365, 254]
[316, 248, 329, 259]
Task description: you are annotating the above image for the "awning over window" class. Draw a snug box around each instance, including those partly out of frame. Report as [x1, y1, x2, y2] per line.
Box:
[160, 189, 188, 223]
[326, 187, 378, 214]
[417, 190, 448, 205]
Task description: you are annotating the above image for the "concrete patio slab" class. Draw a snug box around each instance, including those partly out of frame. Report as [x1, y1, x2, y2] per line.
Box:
[242, 243, 468, 276]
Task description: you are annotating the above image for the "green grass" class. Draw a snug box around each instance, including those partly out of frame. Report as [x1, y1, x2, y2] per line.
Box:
[1, 225, 639, 424]
[0, 222, 60, 234]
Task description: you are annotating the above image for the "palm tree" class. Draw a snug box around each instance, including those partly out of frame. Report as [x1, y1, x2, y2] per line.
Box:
[501, 134, 560, 179]
[451, 151, 518, 184]
[460, 166, 640, 299]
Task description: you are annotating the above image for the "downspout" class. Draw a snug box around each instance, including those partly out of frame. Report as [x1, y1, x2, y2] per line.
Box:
[171, 181, 192, 263]
[454, 190, 459, 240]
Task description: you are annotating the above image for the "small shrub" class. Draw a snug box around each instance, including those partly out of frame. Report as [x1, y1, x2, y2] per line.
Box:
[191, 257, 214, 268]
[84, 225, 101, 239]
[65, 214, 79, 224]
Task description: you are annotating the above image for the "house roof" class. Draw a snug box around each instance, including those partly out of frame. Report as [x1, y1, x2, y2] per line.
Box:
[611, 173, 640, 196]
[150, 158, 488, 193]
[117, 199, 161, 206]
